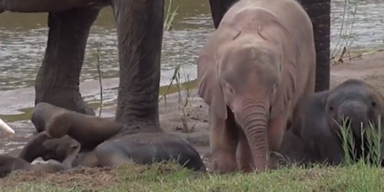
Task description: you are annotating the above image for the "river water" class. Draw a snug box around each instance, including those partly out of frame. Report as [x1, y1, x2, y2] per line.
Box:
[0, 0, 383, 154]
[1, 0, 384, 91]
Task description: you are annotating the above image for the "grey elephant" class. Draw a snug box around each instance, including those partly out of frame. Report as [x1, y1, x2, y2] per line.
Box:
[0, 132, 80, 177]
[27, 103, 205, 171]
[278, 79, 384, 166]
[0, 103, 206, 177]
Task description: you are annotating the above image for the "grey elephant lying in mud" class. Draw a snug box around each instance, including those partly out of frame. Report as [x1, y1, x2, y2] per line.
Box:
[0, 133, 80, 178]
[25, 102, 205, 170]
[277, 79, 384, 166]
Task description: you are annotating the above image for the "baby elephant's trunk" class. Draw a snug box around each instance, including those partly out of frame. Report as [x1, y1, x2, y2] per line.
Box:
[339, 100, 369, 135]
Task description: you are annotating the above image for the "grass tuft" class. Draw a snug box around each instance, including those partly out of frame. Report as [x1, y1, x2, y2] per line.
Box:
[337, 116, 383, 167]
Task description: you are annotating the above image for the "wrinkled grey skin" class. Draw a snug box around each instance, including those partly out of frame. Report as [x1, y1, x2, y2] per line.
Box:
[18, 132, 80, 163]
[0, 133, 80, 178]
[18, 132, 99, 168]
[24, 103, 206, 171]
[277, 79, 384, 166]
[0, 0, 164, 129]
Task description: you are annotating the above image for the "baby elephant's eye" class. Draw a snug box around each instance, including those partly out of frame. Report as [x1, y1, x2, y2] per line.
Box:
[329, 106, 334, 111]
[372, 101, 376, 107]
[229, 87, 234, 94]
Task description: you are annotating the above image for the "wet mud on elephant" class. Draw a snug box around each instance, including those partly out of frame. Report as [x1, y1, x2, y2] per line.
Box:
[0, 103, 206, 177]
[30, 103, 205, 170]
[0, 0, 208, 176]
[197, 0, 316, 173]
[277, 79, 384, 166]
[0, 133, 80, 178]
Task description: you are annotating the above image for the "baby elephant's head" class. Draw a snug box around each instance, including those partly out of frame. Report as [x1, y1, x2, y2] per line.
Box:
[324, 79, 384, 164]
[325, 79, 383, 136]
[41, 135, 80, 163]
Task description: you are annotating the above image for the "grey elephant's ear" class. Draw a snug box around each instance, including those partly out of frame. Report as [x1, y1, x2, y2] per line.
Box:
[197, 23, 240, 120]
[319, 90, 330, 108]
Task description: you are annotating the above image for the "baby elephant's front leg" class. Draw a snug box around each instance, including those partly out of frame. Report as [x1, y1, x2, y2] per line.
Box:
[267, 114, 288, 168]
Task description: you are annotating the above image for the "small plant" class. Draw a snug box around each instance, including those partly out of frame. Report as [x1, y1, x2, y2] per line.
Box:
[164, 0, 179, 31]
[95, 42, 103, 117]
[337, 116, 382, 167]
[157, 0, 180, 105]
[174, 62, 193, 133]
[331, 0, 359, 63]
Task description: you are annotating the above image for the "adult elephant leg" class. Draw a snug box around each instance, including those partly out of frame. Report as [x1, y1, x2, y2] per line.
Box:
[111, 0, 163, 129]
[0, 0, 106, 13]
[35, 8, 100, 115]
[300, 0, 331, 92]
[209, 0, 238, 28]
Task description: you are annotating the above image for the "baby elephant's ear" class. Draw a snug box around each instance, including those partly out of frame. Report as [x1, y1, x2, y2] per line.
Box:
[198, 67, 227, 120]
[197, 24, 240, 120]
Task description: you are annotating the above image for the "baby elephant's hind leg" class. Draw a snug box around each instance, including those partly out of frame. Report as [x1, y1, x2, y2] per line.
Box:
[94, 141, 133, 167]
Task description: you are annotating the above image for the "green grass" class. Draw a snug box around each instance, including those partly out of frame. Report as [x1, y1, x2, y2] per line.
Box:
[1, 162, 384, 192]
[1, 117, 383, 192]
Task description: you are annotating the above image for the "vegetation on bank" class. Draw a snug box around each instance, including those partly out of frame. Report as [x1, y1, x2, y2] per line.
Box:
[1, 117, 382, 192]
[2, 160, 383, 192]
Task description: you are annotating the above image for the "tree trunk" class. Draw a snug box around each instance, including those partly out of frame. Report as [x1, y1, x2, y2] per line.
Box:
[299, 0, 331, 92]
[209, 0, 238, 28]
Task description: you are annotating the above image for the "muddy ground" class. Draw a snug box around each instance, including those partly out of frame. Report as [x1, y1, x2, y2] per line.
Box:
[1, 51, 384, 188]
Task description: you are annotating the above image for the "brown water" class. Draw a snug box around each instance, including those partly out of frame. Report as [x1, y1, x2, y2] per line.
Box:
[0, 0, 383, 155]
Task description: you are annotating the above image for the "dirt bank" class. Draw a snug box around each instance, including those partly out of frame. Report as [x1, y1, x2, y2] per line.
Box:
[0, 51, 384, 189]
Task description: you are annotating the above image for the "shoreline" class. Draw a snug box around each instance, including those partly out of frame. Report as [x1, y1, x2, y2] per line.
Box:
[1, 50, 384, 157]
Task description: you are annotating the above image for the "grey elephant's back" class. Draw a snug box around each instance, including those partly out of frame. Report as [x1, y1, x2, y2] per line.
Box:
[111, 133, 206, 171]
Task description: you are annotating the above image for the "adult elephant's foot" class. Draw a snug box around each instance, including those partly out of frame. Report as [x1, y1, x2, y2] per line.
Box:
[35, 88, 95, 116]
[32, 102, 124, 150]
[94, 132, 206, 171]
[34, 8, 100, 117]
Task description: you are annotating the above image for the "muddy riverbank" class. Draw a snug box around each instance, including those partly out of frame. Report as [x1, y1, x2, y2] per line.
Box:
[1, 51, 384, 159]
